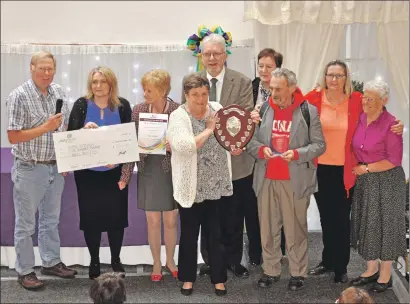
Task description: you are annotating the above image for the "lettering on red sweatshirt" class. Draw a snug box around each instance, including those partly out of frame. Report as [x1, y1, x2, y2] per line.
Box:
[258, 90, 303, 180]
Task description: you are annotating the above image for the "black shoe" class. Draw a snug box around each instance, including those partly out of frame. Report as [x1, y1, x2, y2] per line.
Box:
[249, 258, 261, 266]
[334, 273, 349, 283]
[215, 287, 227, 296]
[111, 258, 125, 275]
[89, 261, 101, 280]
[370, 279, 392, 293]
[308, 262, 332, 275]
[180, 287, 193, 296]
[288, 276, 305, 291]
[227, 264, 250, 278]
[199, 264, 211, 276]
[258, 273, 280, 288]
[350, 272, 379, 287]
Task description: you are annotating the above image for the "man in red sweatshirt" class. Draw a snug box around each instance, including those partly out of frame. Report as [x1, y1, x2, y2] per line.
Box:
[246, 68, 326, 291]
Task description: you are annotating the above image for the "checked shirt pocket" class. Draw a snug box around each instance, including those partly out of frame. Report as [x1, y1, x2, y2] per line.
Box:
[29, 112, 46, 128]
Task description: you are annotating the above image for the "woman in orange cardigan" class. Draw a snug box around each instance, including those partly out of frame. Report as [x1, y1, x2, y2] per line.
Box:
[305, 60, 403, 283]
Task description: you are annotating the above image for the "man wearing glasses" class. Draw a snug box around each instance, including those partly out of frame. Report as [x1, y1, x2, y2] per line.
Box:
[6, 51, 76, 290]
[182, 34, 257, 278]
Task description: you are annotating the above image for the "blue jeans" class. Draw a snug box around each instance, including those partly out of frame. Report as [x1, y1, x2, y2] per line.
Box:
[11, 159, 65, 275]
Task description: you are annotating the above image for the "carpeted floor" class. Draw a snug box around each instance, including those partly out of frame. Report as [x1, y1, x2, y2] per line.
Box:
[0, 232, 400, 303]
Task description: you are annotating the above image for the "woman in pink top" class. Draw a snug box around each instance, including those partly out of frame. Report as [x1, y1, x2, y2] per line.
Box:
[350, 79, 407, 293]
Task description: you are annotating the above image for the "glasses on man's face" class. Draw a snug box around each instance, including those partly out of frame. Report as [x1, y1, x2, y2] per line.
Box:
[36, 67, 55, 74]
[362, 96, 377, 103]
[202, 52, 225, 59]
[326, 74, 346, 80]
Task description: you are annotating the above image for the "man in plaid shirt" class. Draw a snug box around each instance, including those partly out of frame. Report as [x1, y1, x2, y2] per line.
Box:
[7, 51, 77, 290]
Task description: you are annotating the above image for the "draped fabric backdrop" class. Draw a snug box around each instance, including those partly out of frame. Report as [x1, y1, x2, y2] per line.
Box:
[245, 0, 409, 108]
[251, 21, 345, 94]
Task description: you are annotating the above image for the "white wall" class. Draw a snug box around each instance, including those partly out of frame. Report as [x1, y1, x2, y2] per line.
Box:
[1, 1, 253, 44]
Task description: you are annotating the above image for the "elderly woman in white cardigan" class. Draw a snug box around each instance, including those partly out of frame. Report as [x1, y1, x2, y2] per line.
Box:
[167, 73, 233, 297]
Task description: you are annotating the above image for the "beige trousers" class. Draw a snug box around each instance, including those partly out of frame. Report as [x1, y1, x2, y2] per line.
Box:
[258, 179, 310, 277]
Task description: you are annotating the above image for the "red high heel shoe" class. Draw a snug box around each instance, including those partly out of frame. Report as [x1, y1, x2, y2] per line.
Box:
[165, 265, 178, 278]
[151, 273, 163, 282]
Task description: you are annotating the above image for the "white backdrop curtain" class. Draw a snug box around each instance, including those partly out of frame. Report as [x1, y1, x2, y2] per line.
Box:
[244, 1, 409, 25]
[251, 21, 344, 94]
[377, 22, 409, 108]
[245, 0, 409, 97]
[342, 22, 409, 178]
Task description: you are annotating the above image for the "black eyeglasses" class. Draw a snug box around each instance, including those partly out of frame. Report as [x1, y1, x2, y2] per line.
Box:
[326, 74, 346, 80]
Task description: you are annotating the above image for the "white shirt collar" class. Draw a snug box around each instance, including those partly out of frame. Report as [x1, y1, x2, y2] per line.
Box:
[206, 67, 225, 83]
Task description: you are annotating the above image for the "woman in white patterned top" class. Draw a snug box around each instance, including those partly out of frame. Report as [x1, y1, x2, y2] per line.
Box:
[167, 73, 233, 297]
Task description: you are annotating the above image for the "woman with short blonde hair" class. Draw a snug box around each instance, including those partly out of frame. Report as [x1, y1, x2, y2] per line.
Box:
[141, 69, 171, 96]
[120, 69, 180, 282]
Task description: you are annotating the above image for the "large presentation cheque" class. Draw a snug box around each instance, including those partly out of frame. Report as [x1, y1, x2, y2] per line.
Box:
[53, 122, 140, 173]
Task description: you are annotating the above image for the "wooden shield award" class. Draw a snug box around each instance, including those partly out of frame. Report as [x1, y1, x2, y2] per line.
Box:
[214, 104, 256, 152]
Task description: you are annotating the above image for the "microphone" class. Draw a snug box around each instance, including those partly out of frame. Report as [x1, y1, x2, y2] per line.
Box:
[55, 99, 63, 114]
[55, 99, 63, 131]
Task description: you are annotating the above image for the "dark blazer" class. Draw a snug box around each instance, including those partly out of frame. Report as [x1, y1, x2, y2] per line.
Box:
[181, 68, 255, 181]
[252, 77, 261, 106]
[67, 97, 132, 131]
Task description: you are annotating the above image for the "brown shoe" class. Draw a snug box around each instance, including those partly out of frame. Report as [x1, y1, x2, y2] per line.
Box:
[41, 262, 76, 278]
[18, 272, 44, 290]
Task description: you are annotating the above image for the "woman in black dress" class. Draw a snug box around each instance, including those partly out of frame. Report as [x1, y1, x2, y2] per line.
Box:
[67, 66, 132, 279]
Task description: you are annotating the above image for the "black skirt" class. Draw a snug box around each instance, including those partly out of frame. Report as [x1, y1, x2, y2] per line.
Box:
[74, 166, 128, 231]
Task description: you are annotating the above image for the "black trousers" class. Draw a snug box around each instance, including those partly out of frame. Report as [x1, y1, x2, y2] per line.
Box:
[83, 228, 124, 262]
[201, 174, 264, 266]
[314, 164, 353, 276]
[243, 175, 263, 263]
[178, 199, 227, 284]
